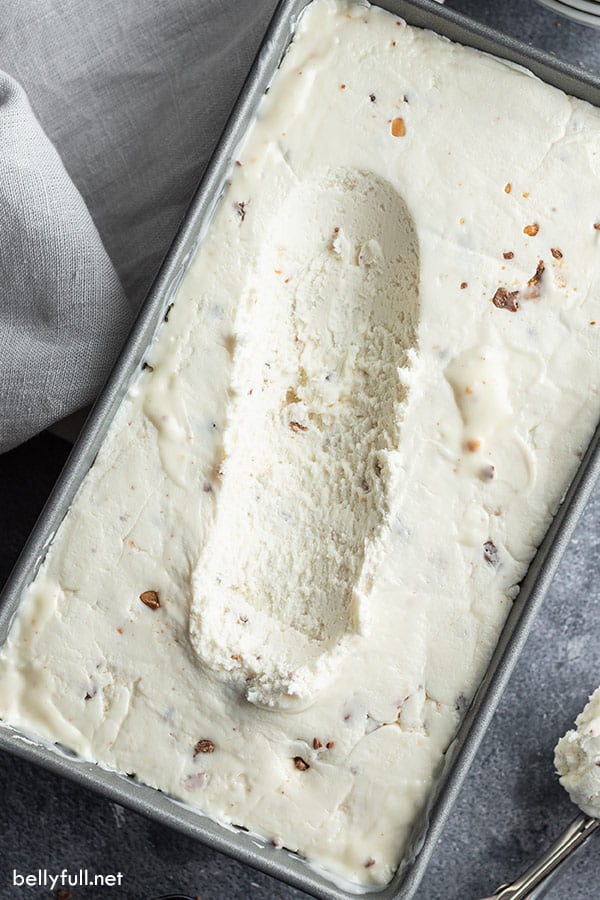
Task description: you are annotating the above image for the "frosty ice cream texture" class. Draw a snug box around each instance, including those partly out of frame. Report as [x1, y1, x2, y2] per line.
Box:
[190, 171, 419, 707]
[2, 0, 600, 889]
[555, 689, 600, 819]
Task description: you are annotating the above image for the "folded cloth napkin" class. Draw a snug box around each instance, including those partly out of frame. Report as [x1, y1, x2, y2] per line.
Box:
[0, 72, 131, 454]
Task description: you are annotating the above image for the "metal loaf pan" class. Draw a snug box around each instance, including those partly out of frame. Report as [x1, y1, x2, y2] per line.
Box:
[1, 1, 600, 898]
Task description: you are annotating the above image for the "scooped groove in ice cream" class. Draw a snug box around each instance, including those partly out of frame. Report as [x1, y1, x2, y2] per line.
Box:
[555, 688, 600, 818]
[190, 171, 420, 707]
[2, 0, 600, 890]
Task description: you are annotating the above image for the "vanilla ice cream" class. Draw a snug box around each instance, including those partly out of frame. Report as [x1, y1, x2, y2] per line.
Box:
[2, 0, 600, 889]
[555, 689, 600, 818]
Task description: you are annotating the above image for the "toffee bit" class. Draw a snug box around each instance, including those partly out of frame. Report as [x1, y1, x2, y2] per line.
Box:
[289, 420, 308, 433]
[483, 540, 500, 567]
[293, 756, 310, 771]
[551, 247, 563, 259]
[369, 93, 376, 102]
[164, 302, 174, 322]
[194, 739, 215, 756]
[504, 183, 512, 194]
[503, 251, 514, 260]
[594, 222, 600, 231]
[523, 223, 539, 237]
[313, 737, 323, 750]
[491, 287, 519, 312]
[234, 201, 247, 222]
[139, 590, 160, 610]
[391, 116, 406, 137]
[364, 857, 376, 868]
[527, 259, 545, 287]
[84, 692, 93, 701]
[326, 741, 335, 749]
[460, 281, 468, 290]
[466, 439, 481, 452]
[224, 334, 236, 357]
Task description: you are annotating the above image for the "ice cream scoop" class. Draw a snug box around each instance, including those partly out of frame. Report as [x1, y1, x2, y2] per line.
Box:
[154, 895, 196, 900]
[479, 692, 600, 899]
[480, 815, 598, 899]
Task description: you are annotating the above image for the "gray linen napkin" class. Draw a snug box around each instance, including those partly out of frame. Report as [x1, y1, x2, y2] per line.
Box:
[0, 72, 131, 453]
[0, 0, 285, 456]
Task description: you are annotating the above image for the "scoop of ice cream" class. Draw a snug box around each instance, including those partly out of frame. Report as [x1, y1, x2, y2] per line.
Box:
[189, 170, 420, 708]
[555, 687, 600, 818]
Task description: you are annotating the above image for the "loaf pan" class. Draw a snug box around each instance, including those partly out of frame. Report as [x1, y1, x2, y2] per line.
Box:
[1, 1, 599, 898]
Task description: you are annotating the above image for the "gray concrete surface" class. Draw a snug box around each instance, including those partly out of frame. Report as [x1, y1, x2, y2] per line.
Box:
[1, 1, 599, 898]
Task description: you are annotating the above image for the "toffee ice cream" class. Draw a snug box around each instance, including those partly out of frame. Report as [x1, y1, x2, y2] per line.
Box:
[2, 0, 600, 888]
[556, 689, 600, 819]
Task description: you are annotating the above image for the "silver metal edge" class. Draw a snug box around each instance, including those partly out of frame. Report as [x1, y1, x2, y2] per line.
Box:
[524, 828, 600, 900]
[1, 2, 599, 899]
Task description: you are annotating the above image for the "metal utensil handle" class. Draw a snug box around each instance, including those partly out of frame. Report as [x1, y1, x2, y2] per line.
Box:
[153, 895, 196, 899]
[491, 813, 599, 899]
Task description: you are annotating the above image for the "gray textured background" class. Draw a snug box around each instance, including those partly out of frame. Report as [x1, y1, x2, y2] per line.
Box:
[1, 1, 600, 898]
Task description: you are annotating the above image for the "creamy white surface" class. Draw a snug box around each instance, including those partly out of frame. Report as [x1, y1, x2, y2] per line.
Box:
[555, 688, 600, 818]
[2, 0, 600, 888]
[190, 170, 420, 708]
